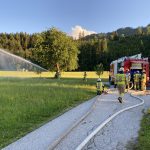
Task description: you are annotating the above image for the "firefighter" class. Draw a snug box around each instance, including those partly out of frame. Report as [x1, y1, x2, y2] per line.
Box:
[83, 71, 87, 81]
[115, 68, 126, 103]
[141, 70, 146, 91]
[96, 78, 104, 95]
[125, 69, 131, 92]
[114, 76, 117, 88]
[133, 71, 141, 90]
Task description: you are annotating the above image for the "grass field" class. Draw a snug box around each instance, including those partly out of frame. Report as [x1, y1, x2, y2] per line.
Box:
[0, 77, 108, 148]
[136, 109, 150, 150]
[0, 71, 109, 78]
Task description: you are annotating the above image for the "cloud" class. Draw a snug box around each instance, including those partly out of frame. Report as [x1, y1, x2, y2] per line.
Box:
[71, 25, 96, 39]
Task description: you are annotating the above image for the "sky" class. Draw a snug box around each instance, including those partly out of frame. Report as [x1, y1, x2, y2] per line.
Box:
[0, 0, 150, 38]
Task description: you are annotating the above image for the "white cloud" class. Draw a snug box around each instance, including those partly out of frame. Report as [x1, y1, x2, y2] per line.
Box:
[71, 25, 96, 39]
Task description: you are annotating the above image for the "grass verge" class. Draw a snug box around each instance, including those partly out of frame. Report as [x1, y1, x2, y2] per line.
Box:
[0, 78, 107, 148]
[136, 109, 150, 150]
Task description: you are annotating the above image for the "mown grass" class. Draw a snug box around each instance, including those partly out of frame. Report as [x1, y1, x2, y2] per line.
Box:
[0, 71, 109, 78]
[0, 77, 107, 148]
[136, 109, 150, 150]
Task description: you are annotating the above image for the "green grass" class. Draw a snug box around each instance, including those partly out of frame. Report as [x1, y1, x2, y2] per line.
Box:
[0, 77, 107, 148]
[136, 109, 150, 150]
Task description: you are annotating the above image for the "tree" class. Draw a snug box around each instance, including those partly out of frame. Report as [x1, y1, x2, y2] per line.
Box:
[78, 40, 97, 71]
[101, 38, 108, 52]
[110, 31, 118, 40]
[136, 27, 143, 35]
[95, 39, 102, 64]
[30, 34, 44, 66]
[78, 31, 85, 39]
[0, 33, 8, 49]
[33, 28, 79, 71]
[146, 26, 150, 35]
[95, 63, 104, 78]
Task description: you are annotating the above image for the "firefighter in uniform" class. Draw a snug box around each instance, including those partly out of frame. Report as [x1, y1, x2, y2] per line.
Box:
[114, 76, 117, 88]
[96, 78, 104, 95]
[115, 68, 126, 103]
[141, 70, 146, 91]
[83, 71, 87, 82]
[133, 71, 141, 90]
[125, 69, 131, 92]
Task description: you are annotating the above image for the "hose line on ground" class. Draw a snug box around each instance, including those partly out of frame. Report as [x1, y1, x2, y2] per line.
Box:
[76, 92, 144, 150]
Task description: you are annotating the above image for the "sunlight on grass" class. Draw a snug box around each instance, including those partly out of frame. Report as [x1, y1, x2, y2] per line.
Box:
[0, 77, 104, 148]
[0, 71, 109, 78]
[137, 109, 150, 149]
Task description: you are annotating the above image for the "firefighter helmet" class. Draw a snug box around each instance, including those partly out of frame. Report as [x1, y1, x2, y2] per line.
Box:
[97, 78, 101, 82]
[119, 67, 124, 72]
[142, 70, 146, 73]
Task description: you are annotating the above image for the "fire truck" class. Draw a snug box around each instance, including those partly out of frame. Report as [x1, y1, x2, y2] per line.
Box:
[109, 54, 150, 86]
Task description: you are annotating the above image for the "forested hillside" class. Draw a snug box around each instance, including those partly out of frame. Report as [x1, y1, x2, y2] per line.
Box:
[77, 24, 150, 70]
[0, 25, 150, 71]
[78, 34, 150, 70]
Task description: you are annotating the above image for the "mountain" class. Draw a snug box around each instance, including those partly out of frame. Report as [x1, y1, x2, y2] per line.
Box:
[82, 24, 150, 40]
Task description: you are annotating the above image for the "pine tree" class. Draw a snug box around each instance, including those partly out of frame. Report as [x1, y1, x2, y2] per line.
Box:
[101, 38, 107, 52]
[136, 27, 143, 35]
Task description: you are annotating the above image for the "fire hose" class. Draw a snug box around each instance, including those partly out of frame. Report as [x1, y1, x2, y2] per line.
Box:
[76, 92, 144, 150]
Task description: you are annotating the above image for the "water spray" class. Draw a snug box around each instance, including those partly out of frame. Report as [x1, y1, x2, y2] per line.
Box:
[0, 48, 48, 72]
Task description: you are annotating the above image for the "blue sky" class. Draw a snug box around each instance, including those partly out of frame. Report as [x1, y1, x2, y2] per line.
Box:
[0, 0, 150, 35]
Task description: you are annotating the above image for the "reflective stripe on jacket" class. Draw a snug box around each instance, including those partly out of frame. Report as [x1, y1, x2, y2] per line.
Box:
[116, 73, 126, 85]
[134, 74, 141, 82]
[96, 82, 103, 91]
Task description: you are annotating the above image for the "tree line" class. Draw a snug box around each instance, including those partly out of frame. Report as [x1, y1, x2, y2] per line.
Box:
[0, 28, 79, 71]
[78, 34, 150, 71]
[0, 26, 150, 71]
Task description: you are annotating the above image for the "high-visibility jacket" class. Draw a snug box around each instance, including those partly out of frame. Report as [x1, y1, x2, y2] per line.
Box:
[141, 73, 146, 83]
[134, 73, 141, 82]
[96, 81, 103, 91]
[116, 73, 126, 85]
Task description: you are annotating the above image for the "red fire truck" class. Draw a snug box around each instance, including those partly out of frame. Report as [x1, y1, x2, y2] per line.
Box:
[109, 54, 150, 86]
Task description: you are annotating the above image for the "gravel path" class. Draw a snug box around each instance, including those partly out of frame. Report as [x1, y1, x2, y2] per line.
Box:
[83, 94, 150, 150]
[54, 91, 150, 150]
